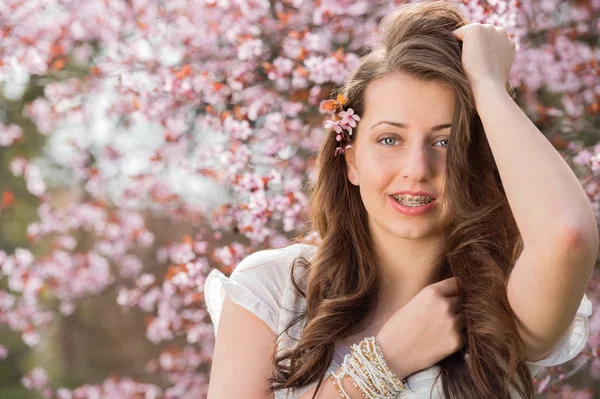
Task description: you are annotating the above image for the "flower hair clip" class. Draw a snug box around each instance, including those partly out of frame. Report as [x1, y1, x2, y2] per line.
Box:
[321, 94, 360, 157]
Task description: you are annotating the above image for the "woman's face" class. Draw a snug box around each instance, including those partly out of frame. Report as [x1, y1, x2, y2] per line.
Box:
[345, 73, 455, 241]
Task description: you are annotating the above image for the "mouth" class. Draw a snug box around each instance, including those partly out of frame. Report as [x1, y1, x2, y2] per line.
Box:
[389, 195, 437, 215]
[390, 194, 435, 206]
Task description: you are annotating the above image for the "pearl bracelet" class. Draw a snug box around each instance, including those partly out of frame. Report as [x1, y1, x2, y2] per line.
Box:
[329, 336, 408, 398]
[328, 373, 349, 397]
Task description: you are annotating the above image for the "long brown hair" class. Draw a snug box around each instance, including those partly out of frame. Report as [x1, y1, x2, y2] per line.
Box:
[268, 1, 533, 398]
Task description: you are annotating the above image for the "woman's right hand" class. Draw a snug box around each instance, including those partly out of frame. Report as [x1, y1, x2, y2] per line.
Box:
[374, 276, 466, 379]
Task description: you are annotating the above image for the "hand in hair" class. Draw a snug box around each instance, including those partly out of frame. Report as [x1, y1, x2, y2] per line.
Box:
[452, 23, 516, 91]
[375, 276, 466, 379]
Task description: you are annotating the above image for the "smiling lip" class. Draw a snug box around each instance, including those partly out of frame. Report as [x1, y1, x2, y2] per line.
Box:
[389, 195, 437, 216]
[390, 190, 436, 198]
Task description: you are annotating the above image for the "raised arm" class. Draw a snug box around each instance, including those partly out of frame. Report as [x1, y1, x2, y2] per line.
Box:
[453, 23, 598, 362]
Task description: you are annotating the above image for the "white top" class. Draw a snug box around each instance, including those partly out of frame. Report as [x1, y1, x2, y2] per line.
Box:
[204, 243, 593, 399]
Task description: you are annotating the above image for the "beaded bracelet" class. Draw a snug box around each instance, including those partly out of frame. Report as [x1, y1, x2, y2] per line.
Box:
[329, 336, 408, 398]
[328, 373, 349, 398]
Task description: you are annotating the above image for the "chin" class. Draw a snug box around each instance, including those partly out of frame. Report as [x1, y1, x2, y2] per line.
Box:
[392, 227, 435, 240]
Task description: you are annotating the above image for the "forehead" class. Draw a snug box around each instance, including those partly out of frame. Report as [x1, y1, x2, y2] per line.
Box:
[361, 74, 456, 128]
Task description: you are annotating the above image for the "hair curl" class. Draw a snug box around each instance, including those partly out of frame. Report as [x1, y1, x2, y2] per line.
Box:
[268, 1, 533, 398]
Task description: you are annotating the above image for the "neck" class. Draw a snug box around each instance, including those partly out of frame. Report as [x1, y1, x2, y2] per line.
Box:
[372, 229, 446, 314]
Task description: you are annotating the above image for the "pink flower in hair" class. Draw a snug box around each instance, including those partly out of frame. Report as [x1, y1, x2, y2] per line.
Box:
[339, 108, 360, 127]
[321, 94, 360, 157]
[324, 119, 343, 134]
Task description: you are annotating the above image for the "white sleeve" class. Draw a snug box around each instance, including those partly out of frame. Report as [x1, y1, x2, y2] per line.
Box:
[204, 247, 292, 337]
[526, 293, 592, 372]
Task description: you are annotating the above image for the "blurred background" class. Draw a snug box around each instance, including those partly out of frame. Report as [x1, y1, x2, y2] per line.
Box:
[0, 0, 599, 398]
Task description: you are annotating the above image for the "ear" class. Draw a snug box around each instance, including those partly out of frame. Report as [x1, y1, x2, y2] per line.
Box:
[344, 147, 359, 186]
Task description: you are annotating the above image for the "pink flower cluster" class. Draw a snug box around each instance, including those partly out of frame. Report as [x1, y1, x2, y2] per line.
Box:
[0, 122, 23, 147]
[325, 108, 360, 156]
[0, 0, 598, 398]
[325, 108, 360, 140]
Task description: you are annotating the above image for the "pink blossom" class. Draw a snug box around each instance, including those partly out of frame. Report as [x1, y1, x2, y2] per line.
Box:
[339, 108, 360, 127]
[324, 119, 343, 133]
[0, 123, 23, 146]
[0, 1, 598, 398]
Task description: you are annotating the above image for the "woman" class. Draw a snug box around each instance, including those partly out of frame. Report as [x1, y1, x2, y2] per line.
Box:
[205, 1, 597, 398]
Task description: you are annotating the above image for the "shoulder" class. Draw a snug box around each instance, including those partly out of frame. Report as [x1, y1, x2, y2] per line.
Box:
[229, 243, 317, 321]
[232, 242, 316, 276]
[230, 243, 316, 296]
[204, 242, 316, 336]
[232, 242, 316, 275]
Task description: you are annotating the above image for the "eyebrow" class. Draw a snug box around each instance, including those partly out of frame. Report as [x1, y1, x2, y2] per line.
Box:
[370, 121, 453, 131]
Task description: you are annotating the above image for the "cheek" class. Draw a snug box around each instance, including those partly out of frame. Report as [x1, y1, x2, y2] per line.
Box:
[364, 149, 397, 171]
[361, 154, 396, 183]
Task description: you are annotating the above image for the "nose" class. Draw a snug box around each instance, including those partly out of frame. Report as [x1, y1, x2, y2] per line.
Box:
[401, 143, 433, 182]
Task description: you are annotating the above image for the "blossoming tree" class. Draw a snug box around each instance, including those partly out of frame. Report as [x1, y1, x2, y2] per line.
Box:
[0, 0, 599, 397]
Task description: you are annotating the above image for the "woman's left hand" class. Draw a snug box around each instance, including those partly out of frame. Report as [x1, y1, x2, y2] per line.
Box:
[452, 23, 516, 91]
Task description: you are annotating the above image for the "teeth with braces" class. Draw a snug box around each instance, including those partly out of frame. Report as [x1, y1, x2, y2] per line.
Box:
[392, 195, 434, 207]
[392, 194, 434, 202]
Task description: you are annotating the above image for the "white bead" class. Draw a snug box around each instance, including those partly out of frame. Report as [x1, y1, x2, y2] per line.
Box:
[338, 336, 406, 399]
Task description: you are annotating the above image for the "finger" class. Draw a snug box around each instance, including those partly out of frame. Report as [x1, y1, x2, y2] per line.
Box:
[456, 312, 466, 330]
[447, 296, 461, 313]
[432, 276, 459, 297]
[494, 27, 515, 48]
[451, 24, 469, 40]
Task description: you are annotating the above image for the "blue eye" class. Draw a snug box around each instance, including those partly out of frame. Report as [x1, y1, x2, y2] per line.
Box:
[377, 137, 398, 146]
[377, 137, 450, 148]
[435, 138, 450, 148]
